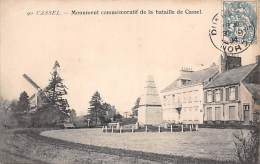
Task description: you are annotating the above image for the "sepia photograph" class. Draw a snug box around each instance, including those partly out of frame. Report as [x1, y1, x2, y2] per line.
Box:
[0, 0, 260, 163]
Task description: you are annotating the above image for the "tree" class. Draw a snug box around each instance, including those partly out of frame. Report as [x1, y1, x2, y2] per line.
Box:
[87, 91, 104, 126]
[45, 61, 70, 116]
[113, 113, 123, 122]
[101, 102, 116, 123]
[70, 109, 77, 122]
[0, 97, 14, 128]
[131, 97, 140, 117]
[17, 91, 30, 112]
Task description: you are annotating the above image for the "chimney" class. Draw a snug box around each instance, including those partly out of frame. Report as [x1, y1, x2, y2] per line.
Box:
[256, 55, 260, 64]
[219, 54, 226, 73]
[180, 66, 193, 74]
[219, 53, 241, 73]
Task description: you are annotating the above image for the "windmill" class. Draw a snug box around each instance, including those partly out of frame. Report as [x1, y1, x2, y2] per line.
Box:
[23, 74, 49, 110]
[23, 73, 69, 115]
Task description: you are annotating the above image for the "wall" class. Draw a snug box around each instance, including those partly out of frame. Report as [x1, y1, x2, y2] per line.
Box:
[161, 84, 204, 124]
[204, 83, 256, 124]
[204, 84, 240, 121]
[138, 106, 146, 125]
[240, 83, 254, 122]
[138, 106, 162, 125]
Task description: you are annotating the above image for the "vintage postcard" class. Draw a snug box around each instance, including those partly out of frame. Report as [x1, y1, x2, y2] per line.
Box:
[0, 0, 260, 163]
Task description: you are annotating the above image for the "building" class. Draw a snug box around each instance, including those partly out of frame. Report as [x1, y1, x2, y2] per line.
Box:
[137, 75, 163, 125]
[161, 65, 219, 124]
[203, 54, 260, 125]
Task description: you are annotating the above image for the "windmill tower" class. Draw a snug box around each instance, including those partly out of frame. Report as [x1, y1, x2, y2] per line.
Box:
[137, 75, 162, 125]
[23, 74, 49, 110]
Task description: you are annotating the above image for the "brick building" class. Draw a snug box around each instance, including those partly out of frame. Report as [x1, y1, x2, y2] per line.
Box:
[203, 54, 260, 125]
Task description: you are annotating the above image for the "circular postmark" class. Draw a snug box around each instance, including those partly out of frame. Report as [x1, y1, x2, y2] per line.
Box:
[209, 12, 255, 54]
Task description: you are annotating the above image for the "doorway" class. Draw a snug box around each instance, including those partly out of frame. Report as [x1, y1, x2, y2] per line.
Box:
[243, 104, 250, 122]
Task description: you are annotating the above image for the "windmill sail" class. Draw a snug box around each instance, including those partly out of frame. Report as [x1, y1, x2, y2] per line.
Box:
[23, 74, 42, 91]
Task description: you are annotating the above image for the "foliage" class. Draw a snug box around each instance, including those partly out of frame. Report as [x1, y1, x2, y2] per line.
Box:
[87, 91, 116, 126]
[0, 98, 27, 128]
[233, 126, 259, 164]
[45, 61, 71, 117]
[70, 109, 77, 121]
[17, 91, 30, 112]
[4, 97, 32, 128]
[113, 113, 123, 122]
[87, 91, 103, 126]
[131, 97, 140, 117]
[31, 104, 68, 127]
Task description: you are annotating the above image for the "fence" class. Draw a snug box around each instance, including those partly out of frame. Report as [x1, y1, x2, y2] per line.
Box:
[102, 123, 199, 133]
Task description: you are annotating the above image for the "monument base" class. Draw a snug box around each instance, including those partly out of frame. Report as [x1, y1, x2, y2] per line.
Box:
[138, 105, 162, 126]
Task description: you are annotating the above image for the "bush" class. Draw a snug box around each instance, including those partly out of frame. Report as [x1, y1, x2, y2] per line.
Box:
[31, 105, 69, 128]
[233, 127, 259, 164]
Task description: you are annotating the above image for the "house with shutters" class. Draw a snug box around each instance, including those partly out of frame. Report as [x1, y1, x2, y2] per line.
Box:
[160, 64, 219, 124]
[203, 54, 260, 125]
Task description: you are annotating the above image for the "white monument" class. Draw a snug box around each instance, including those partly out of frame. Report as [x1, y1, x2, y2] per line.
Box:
[138, 75, 163, 125]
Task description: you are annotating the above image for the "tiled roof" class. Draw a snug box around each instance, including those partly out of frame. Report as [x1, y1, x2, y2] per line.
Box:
[205, 64, 257, 89]
[161, 65, 219, 92]
[244, 83, 260, 101]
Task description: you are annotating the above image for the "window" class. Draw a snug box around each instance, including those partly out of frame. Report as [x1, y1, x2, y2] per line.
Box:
[229, 87, 236, 100]
[207, 91, 213, 103]
[229, 106, 236, 120]
[183, 93, 187, 103]
[177, 94, 181, 104]
[163, 96, 167, 106]
[207, 107, 212, 120]
[167, 95, 170, 105]
[188, 93, 192, 103]
[227, 86, 238, 101]
[193, 91, 198, 102]
[243, 104, 250, 122]
[215, 90, 221, 102]
[172, 95, 175, 103]
[243, 104, 250, 111]
[215, 107, 221, 120]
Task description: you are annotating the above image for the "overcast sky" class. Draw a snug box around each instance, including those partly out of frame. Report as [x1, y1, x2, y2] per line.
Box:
[1, 0, 259, 116]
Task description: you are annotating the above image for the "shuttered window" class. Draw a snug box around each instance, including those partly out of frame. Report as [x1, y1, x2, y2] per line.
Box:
[207, 91, 213, 103]
[230, 87, 236, 100]
[220, 88, 223, 101]
[212, 90, 215, 102]
[235, 86, 239, 100]
[215, 89, 221, 102]
[226, 88, 229, 101]
[204, 91, 207, 103]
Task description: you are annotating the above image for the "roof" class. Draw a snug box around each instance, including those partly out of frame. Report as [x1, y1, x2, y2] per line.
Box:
[244, 83, 260, 101]
[205, 64, 257, 89]
[161, 65, 219, 92]
[140, 75, 162, 106]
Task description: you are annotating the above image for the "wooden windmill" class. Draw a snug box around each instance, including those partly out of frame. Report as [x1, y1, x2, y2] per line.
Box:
[22, 74, 49, 110]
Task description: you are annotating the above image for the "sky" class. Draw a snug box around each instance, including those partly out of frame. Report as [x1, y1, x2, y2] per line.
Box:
[1, 0, 259, 116]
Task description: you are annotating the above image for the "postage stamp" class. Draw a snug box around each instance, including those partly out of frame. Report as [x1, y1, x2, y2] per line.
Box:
[209, 1, 257, 54]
